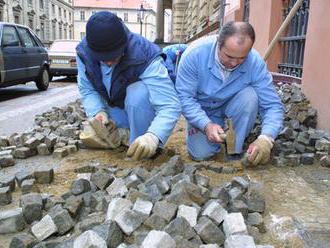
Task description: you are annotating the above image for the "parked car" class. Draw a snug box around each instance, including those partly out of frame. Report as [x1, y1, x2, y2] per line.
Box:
[48, 40, 79, 81]
[0, 22, 50, 90]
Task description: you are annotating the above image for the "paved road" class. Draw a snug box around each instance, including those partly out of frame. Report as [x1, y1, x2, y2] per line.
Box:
[0, 79, 80, 136]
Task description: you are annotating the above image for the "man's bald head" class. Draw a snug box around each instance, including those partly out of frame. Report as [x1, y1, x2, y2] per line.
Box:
[218, 21, 255, 49]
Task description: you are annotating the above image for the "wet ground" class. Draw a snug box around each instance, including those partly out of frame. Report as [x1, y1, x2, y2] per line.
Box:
[1, 120, 330, 248]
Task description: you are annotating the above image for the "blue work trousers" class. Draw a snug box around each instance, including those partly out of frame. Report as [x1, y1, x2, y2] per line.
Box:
[105, 81, 155, 144]
[187, 86, 258, 161]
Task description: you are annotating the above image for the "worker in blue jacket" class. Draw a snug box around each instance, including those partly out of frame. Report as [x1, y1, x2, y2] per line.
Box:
[162, 44, 188, 83]
[76, 11, 181, 161]
[176, 22, 284, 165]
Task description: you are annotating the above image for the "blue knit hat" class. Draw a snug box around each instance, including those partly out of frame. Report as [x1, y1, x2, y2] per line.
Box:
[86, 11, 128, 61]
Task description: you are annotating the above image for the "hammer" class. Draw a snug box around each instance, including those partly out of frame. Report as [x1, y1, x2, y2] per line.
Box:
[219, 119, 236, 155]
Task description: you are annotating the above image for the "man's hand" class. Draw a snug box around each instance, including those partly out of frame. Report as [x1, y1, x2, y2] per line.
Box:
[204, 123, 225, 143]
[94, 111, 109, 125]
[127, 133, 159, 161]
[247, 135, 274, 165]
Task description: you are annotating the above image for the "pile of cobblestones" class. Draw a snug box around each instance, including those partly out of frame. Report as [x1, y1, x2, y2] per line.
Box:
[1, 155, 274, 248]
[246, 82, 330, 167]
[0, 100, 86, 168]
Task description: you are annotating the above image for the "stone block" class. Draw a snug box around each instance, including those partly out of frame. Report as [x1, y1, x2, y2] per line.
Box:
[228, 187, 244, 201]
[231, 177, 249, 192]
[0, 155, 15, 167]
[21, 179, 40, 194]
[141, 230, 176, 248]
[9, 233, 37, 248]
[106, 198, 132, 221]
[224, 234, 256, 248]
[144, 214, 168, 230]
[0, 208, 25, 234]
[34, 167, 54, 184]
[0, 136, 9, 147]
[126, 188, 152, 202]
[228, 200, 249, 218]
[133, 198, 153, 217]
[16, 170, 34, 187]
[200, 245, 220, 248]
[64, 145, 78, 154]
[20, 193, 43, 224]
[285, 154, 301, 167]
[90, 191, 108, 212]
[73, 230, 107, 248]
[194, 216, 225, 245]
[14, 147, 36, 159]
[0, 186, 12, 205]
[223, 213, 247, 237]
[133, 167, 151, 181]
[49, 205, 75, 235]
[0, 174, 16, 191]
[177, 204, 198, 227]
[106, 178, 128, 197]
[173, 236, 199, 248]
[300, 153, 315, 165]
[53, 148, 69, 158]
[159, 155, 184, 176]
[140, 183, 163, 202]
[91, 170, 114, 190]
[247, 212, 266, 233]
[114, 209, 145, 235]
[45, 197, 65, 210]
[125, 174, 142, 188]
[194, 173, 210, 187]
[63, 195, 83, 217]
[315, 138, 330, 152]
[152, 201, 178, 222]
[45, 134, 58, 149]
[71, 179, 91, 195]
[246, 184, 266, 213]
[320, 155, 330, 167]
[24, 137, 40, 150]
[76, 213, 105, 233]
[164, 217, 196, 240]
[202, 201, 228, 225]
[134, 231, 149, 246]
[92, 221, 123, 248]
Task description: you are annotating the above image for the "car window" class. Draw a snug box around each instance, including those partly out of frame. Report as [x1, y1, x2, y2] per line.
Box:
[50, 41, 79, 52]
[1, 26, 20, 46]
[17, 27, 38, 48]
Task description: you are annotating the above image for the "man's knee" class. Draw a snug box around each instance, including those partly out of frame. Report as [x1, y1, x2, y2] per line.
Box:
[240, 86, 258, 113]
[125, 81, 150, 108]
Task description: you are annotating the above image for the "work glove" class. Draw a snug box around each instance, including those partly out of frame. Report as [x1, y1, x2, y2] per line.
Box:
[127, 133, 159, 161]
[247, 135, 274, 165]
[94, 111, 109, 125]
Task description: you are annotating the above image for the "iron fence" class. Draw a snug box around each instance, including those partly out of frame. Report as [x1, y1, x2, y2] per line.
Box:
[278, 0, 310, 78]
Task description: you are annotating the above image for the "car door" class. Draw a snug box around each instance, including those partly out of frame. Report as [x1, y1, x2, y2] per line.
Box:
[16, 26, 44, 78]
[0, 25, 27, 83]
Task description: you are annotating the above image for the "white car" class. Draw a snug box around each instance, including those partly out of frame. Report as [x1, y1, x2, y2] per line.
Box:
[48, 40, 79, 81]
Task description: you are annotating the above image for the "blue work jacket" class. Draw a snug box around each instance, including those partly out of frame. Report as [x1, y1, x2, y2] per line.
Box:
[175, 36, 284, 139]
[163, 44, 188, 83]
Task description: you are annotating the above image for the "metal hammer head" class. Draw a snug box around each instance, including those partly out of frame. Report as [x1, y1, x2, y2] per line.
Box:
[224, 119, 236, 155]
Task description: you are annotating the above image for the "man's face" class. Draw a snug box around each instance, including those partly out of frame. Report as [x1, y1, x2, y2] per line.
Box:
[103, 55, 122, 67]
[218, 36, 253, 70]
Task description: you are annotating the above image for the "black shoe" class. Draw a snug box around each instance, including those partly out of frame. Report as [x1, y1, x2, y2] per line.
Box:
[225, 153, 243, 162]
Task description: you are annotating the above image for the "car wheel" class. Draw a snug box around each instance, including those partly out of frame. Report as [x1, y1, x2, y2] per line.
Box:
[36, 67, 50, 91]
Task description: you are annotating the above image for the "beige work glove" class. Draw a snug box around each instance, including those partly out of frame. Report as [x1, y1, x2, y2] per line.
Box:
[247, 135, 274, 165]
[94, 111, 109, 125]
[127, 133, 159, 161]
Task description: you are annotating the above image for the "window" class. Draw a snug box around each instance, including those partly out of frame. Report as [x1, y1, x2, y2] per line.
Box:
[0, 8, 3, 22]
[64, 10, 66, 19]
[59, 25, 62, 39]
[40, 22, 45, 40]
[14, 15, 20, 24]
[69, 12, 71, 21]
[52, 23, 56, 40]
[80, 11, 85, 21]
[80, 32, 85, 39]
[59, 8, 62, 17]
[28, 0, 33, 6]
[124, 13, 128, 21]
[28, 19, 33, 29]
[2, 26, 20, 46]
[17, 27, 37, 47]
[137, 13, 140, 22]
[39, 0, 44, 9]
[52, 4, 55, 14]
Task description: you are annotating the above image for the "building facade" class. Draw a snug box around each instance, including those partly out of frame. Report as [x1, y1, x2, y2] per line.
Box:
[73, 0, 156, 42]
[0, 0, 74, 46]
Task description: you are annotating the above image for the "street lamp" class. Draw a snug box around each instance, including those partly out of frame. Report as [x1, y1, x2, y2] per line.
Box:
[139, 4, 146, 36]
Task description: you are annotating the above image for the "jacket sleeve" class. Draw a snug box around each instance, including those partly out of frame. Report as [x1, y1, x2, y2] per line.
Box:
[251, 59, 284, 139]
[175, 51, 212, 131]
[140, 56, 181, 144]
[76, 56, 107, 118]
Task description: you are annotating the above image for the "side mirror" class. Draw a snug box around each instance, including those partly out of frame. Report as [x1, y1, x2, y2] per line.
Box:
[2, 40, 20, 47]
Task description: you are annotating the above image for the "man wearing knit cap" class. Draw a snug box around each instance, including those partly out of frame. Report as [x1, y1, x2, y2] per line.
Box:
[76, 11, 181, 161]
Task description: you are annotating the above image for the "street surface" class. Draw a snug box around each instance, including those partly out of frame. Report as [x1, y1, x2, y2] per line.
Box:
[0, 77, 80, 136]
